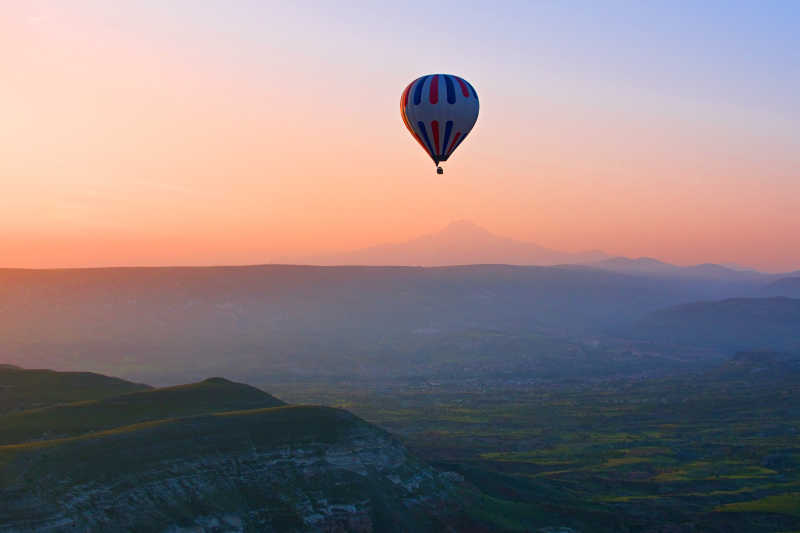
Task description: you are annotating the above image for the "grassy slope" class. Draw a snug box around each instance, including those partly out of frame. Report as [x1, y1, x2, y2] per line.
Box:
[0, 366, 458, 532]
[0, 377, 285, 445]
[0, 404, 458, 533]
[716, 493, 800, 517]
[0, 366, 150, 413]
[0, 405, 367, 485]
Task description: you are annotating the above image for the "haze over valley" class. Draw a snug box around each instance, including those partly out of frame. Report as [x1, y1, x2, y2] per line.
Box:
[2, 223, 798, 387]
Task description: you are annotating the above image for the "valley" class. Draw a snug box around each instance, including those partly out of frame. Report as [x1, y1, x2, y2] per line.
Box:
[269, 352, 800, 532]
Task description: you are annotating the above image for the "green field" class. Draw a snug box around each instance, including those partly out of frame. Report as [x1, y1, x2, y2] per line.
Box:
[267, 361, 800, 532]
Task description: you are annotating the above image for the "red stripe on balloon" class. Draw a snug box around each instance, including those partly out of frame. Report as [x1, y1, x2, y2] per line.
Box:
[446, 131, 462, 155]
[456, 77, 470, 98]
[400, 95, 427, 153]
[429, 75, 439, 104]
[401, 82, 412, 108]
[431, 120, 440, 154]
[405, 114, 427, 152]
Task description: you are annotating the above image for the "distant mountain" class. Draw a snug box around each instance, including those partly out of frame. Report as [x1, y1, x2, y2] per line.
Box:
[0, 366, 150, 414]
[301, 220, 608, 266]
[719, 262, 760, 273]
[293, 221, 794, 284]
[590, 257, 769, 281]
[763, 277, 800, 297]
[0, 372, 459, 532]
[630, 297, 800, 351]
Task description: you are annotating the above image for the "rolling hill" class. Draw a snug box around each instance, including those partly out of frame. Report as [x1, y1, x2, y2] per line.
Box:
[0, 377, 284, 445]
[0, 372, 461, 532]
[630, 297, 800, 352]
[763, 276, 800, 297]
[0, 365, 149, 413]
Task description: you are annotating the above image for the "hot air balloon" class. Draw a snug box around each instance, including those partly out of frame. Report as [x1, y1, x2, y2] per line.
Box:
[400, 74, 479, 174]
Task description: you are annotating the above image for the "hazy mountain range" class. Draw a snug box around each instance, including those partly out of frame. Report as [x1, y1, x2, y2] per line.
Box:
[3, 262, 799, 385]
[2, 221, 798, 386]
[295, 220, 796, 281]
[763, 276, 800, 297]
[589, 256, 772, 281]
[299, 220, 608, 266]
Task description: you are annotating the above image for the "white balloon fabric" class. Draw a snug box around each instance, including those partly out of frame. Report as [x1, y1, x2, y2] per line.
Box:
[400, 74, 479, 167]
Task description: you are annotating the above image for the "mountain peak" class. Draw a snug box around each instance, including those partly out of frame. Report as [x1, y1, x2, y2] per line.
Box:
[297, 222, 607, 267]
[634, 257, 670, 265]
[429, 220, 498, 244]
[605, 256, 670, 266]
[440, 219, 490, 234]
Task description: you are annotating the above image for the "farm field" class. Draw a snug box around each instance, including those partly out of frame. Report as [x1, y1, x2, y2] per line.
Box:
[269, 354, 800, 532]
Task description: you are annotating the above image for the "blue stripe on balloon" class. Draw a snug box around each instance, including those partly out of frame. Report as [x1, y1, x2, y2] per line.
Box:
[441, 121, 453, 158]
[444, 76, 456, 104]
[448, 131, 467, 156]
[417, 121, 435, 158]
[413, 76, 429, 105]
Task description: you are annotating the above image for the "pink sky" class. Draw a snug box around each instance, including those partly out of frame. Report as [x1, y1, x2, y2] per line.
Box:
[2, 2, 799, 272]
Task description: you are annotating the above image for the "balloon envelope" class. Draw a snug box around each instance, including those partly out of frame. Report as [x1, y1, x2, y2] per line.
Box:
[400, 74, 479, 166]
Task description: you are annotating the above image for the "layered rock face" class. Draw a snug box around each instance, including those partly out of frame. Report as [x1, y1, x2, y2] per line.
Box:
[0, 406, 457, 532]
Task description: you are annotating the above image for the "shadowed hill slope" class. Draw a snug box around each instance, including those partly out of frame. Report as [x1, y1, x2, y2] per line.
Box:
[0, 366, 149, 414]
[712, 350, 800, 379]
[0, 377, 284, 445]
[763, 276, 800, 297]
[630, 297, 800, 352]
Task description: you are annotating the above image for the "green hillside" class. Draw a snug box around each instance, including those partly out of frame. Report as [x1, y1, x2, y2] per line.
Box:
[0, 369, 458, 531]
[0, 405, 365, 483]
[0, 365, 150, 413]
[0, 377, 284, 445]
[0, 397, 455, 532]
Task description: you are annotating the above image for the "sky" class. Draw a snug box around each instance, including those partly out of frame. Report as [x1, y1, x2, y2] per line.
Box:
[2, 1, 799, 272]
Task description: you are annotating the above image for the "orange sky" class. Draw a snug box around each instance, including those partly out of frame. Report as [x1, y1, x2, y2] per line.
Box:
[2, 3, 799, 272]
